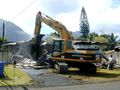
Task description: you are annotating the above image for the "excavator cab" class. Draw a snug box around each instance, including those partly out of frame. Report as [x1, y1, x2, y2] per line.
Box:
[52, 40, 64, 55]
[52, 39, 73, 56]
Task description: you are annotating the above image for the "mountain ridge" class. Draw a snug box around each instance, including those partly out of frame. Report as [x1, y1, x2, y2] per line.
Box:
[0, 19, 32, 42]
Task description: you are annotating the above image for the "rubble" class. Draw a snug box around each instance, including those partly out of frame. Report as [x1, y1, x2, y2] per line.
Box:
[16, 58, 36, 68]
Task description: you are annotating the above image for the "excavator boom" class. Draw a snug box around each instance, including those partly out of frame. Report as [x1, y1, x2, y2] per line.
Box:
[34, 11, 71, 40]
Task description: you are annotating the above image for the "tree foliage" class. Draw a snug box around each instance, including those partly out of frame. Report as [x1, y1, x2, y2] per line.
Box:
[88, 32, 98, 42]
[100, 33, 118, 50]
[76, 32, 119, 50]
[80, 7, 90, 41]
[50, 32, 60, 38]
[0, 37, 7, 43]
[94, 36, 108, 43]
[94, 36, 108, 50]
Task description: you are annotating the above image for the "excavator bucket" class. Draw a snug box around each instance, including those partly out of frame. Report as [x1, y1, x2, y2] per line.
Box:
[31, 34, 46, 64]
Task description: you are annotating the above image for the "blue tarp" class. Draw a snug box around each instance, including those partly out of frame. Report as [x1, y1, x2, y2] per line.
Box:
[0, 61, 7, 77]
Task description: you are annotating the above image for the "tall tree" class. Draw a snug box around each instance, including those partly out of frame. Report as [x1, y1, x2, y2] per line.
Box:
[80, 7, 90, 41]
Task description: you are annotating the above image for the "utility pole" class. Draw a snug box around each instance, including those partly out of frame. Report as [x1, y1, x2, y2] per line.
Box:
[2, 22, 5, 41]
[1, 22, 5, 79]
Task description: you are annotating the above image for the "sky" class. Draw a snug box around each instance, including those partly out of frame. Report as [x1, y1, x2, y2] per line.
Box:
[0, 0, 120, 37]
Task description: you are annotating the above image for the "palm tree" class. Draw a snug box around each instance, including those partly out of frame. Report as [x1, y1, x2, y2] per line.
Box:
[100, 33, 118, 50]
[108, 33, 118, 50]
[94, 36, 108, 50]
[88, 32, 98, 42]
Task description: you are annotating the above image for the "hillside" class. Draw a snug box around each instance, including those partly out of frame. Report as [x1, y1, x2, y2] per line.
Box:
[72, 31, 80, 39]
[0, 19, 31, 42]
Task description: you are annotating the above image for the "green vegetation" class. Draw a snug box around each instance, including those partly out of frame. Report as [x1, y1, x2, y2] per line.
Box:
[78, 7, 119, 50]
[100, 33, 118, 50]
[79, 7, 90, 41]
[77, 32, 119, 51]
[0, 65, 33, 86]
[0, 37, 7, 43]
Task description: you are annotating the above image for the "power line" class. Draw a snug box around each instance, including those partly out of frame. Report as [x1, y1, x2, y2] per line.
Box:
[0, 0, 37, 37]
[10, 0, 37, 21]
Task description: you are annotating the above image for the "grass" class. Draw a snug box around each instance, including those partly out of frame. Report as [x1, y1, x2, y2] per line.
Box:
[0, 65, 33, 86]
[49, 68, 120, 83]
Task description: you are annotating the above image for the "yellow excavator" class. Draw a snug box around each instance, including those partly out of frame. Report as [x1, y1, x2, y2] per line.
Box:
[33, 11, 103, 73]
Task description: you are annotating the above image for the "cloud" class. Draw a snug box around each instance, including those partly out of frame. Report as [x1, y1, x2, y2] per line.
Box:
[0, 0, 38, 35]
[53, 0, 120, 36]
[55, 11, 80, 32]
[0, 0, 120, 37]
[36, 0, 120, 39]
[39, 0, 79, 14]
[0, 0, 35, 20]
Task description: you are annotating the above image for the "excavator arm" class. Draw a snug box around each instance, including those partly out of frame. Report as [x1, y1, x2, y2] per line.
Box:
[32, 11, 73, 63]
[34, 11, 71, 40]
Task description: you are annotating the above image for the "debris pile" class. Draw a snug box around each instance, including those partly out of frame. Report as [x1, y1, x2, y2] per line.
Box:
[16, 58, 36, 68]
